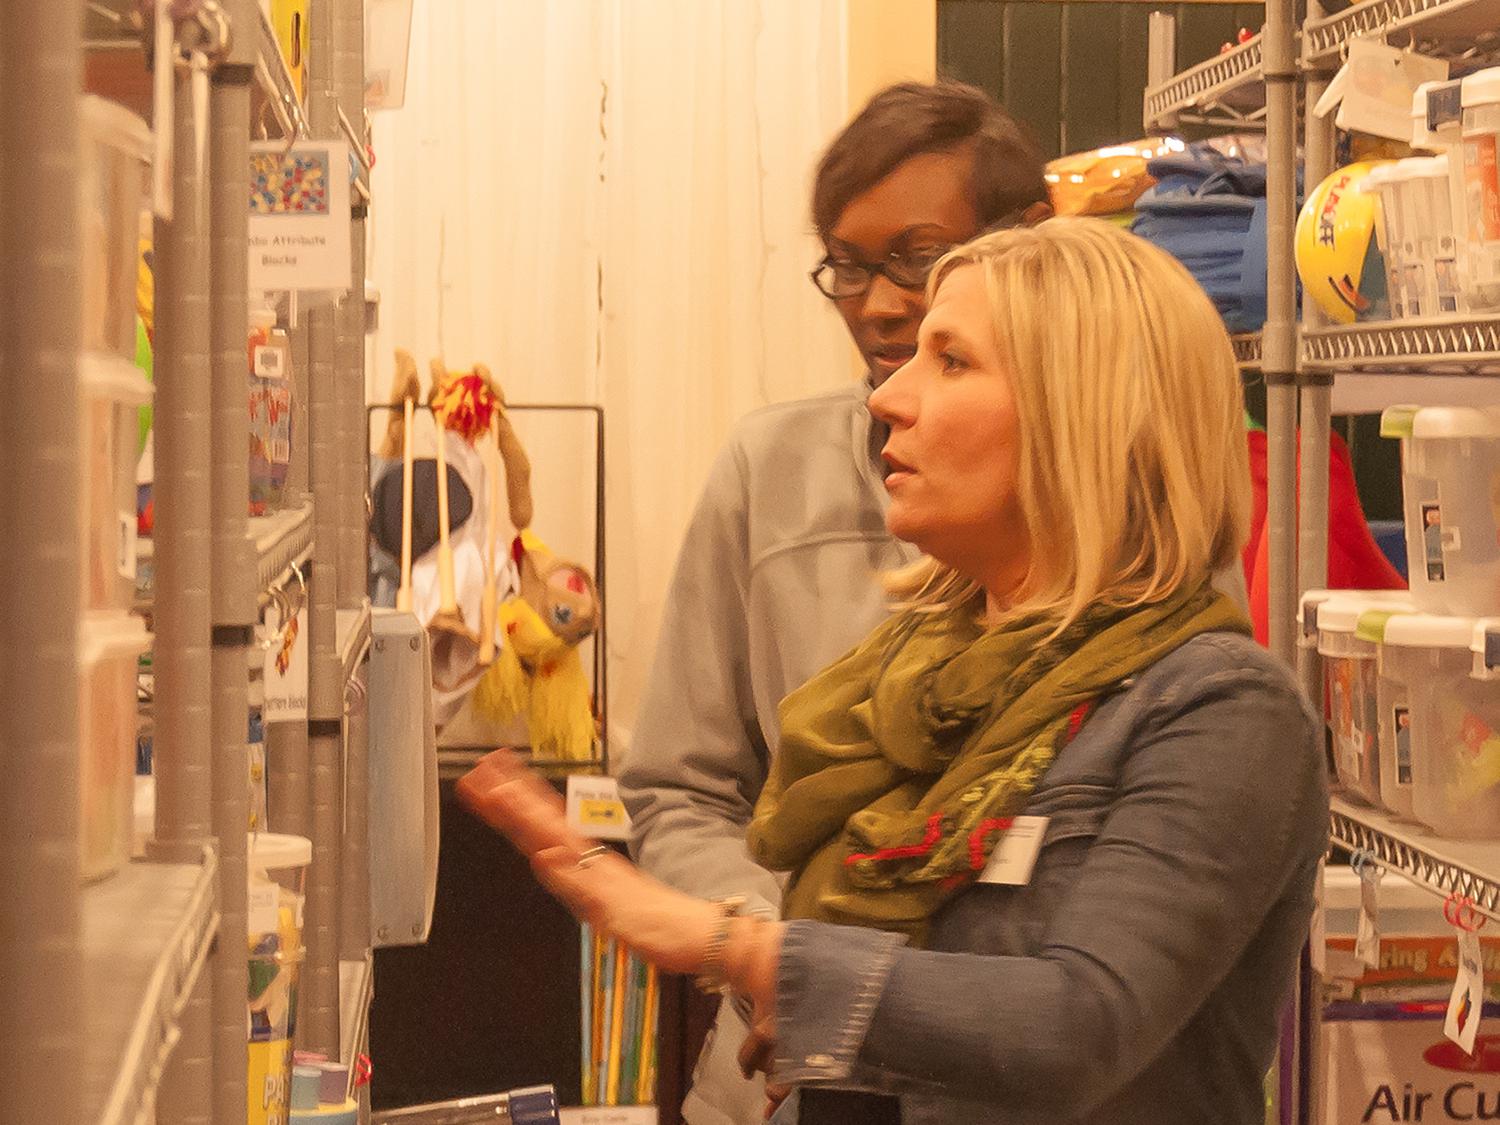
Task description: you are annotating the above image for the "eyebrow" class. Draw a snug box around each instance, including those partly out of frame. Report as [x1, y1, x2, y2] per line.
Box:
[827, 224, 952, 256]
[918, 325, 956, 352]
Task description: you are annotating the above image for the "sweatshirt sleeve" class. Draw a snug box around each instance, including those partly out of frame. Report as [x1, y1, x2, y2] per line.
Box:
[618, 437, 784, 917]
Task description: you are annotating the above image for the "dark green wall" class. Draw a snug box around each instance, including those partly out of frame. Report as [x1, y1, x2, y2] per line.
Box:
[937, 0, 1266, 158]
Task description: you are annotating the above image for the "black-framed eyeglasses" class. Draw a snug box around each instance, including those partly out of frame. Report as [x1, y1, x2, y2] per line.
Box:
[809, 245, 952, 301]
[810, 207, 1042, 302]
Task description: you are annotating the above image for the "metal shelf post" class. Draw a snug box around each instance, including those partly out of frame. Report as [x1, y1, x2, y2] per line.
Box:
[1298, 0, 1337, 683]
[0, 3, 85, 1123]
[336, 0, 373, 959]
[151, 28, 219, 1122]
[303, 0, 345, 1058]
[1264, 0, 1301, 668]
[210, 2, 260, 1119]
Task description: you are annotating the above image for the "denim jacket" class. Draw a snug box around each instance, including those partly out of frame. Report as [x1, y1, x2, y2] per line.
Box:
[767, 631, 1329, 1125]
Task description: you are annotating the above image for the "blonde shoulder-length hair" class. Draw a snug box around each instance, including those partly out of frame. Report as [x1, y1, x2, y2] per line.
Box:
[888, 216, 1250, 631]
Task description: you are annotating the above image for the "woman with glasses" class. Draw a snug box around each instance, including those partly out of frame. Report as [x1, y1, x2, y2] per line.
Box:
[618, 81, 1050, 1124]
[463, 218, 1327, 1125]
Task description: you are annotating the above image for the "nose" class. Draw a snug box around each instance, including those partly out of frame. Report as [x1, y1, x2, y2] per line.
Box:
[868, 361, 916, 428]
[859, 271, 920, 326]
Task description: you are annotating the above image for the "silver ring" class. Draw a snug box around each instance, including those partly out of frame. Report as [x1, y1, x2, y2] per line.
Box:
[576, 845, 610, 869]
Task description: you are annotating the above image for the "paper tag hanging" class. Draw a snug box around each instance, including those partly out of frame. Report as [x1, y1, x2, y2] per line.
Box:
[248, 139, 354, 293]
[1445, 919, 1485, 1054]
[1316, 38, 1448, 141]
[262, 606, 309, 723]
[1356, 864, 1382, 969]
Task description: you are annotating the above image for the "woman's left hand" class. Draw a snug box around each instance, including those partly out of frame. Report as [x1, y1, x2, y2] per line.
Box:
[456, 750, 740, 978]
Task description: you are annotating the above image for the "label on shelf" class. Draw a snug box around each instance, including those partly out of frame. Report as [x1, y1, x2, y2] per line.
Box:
[560, 1108, 657, 1125]
[1359, 866, 1383, 969]
[248, 139, 353, 294]
[263, 606, 308, 723]
[117, 510, 137, 580]
[1445, 926, 1485, 1054]
[566, 775, 631, 842]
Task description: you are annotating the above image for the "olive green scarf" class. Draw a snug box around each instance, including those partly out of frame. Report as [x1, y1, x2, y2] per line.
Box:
[745, 583, 1248, 941]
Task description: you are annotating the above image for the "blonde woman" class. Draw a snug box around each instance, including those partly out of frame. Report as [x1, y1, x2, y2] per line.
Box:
[460, 218, 1327, 1125]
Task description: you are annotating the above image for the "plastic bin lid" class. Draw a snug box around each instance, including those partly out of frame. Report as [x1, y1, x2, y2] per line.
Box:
[1315, 591, 1414, 635]
[80, 352, 152, 407]
[249, 832, 312, 871]
[1299, 588, 1336, 634]
[1406, 155, 1450, 181]
[1474, 618, 1500, 671]
[80, 95, 152, 164]
[1365, 610, 1476, 648]
[1461, 67, 1500, 108]
[1381, 403, 1500, 439]
[78, 610, 151, 665]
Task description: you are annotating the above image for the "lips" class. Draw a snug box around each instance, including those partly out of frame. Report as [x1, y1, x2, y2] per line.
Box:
[881, 449, 915, 482]
[869, 344, 916, 371]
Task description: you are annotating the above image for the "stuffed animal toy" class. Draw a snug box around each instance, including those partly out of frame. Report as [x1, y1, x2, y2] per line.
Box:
[380, 352, 600, 755]
[473, 530, 599, 760]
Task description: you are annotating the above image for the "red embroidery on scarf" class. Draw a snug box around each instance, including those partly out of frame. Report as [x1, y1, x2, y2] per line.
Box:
[968, 818, 1014, 870]
[968, 701, 1097, 870]
[1066, 700, 1094, 744]
[845, 813, 944, 866]
[844, 701, 1098, 873]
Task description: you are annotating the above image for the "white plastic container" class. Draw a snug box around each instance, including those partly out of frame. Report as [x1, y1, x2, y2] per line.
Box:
[1366, 612, 1472, 826]
[81, 353, 151, 612]
[1317, 593, 1413, 806]
[79, 612, 150, 882]
[249, 832, 311, 1125]
[1382, 405, 1500, 616]
[1460, 68, 1500, 308]
[1405, 156, 1463, 316]
[1392, 613, 1500, 838]
[79, 96, 150, 361]
[1363, 163, 1410, 320]
[1413, 79, 1464, 152]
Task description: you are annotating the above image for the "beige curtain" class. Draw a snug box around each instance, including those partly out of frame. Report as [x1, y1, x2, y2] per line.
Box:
[368, 0, 854, 749]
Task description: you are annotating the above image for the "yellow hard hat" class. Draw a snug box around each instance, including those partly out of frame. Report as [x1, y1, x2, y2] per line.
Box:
[1295, 161, 1391, 325]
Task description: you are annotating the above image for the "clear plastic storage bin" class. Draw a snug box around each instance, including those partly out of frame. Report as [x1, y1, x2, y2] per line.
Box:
[79, 612, 149, 882]
[81, 353, 151, 612]
[1366, 612, 1471, 825]
[1460, 68, 1500, 308]
[1394, 615, 1500, 838]
[79, 96, 150, 360]
[1314, 592, 1414, 807]
[1364, 163, 1410, 319]
[1382, 405, 1500, 617]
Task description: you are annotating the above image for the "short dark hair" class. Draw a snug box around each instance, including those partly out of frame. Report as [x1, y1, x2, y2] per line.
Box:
[812, 81, 1049, 241]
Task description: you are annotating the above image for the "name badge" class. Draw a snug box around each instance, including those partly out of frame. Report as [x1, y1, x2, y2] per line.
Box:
[978, 816, 1050, 886]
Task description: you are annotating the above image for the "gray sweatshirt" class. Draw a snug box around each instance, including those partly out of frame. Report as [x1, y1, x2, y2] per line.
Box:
[620, 382, 916, 1124]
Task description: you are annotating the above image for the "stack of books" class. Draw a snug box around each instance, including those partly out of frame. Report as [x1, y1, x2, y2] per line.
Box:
[580, 922, 659, 1107]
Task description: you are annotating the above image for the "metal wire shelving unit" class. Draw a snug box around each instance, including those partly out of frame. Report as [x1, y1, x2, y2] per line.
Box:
[2, 2, 376, 1122]
[1140, 0, 1500, 1116]
[1144, 30, 1268, 133]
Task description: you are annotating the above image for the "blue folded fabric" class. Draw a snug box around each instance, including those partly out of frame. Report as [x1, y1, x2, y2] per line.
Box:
[1131, 154, 1278, 334]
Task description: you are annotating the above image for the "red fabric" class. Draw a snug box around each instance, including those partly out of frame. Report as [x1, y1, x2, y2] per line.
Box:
[1243, 428, 1406, 646]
